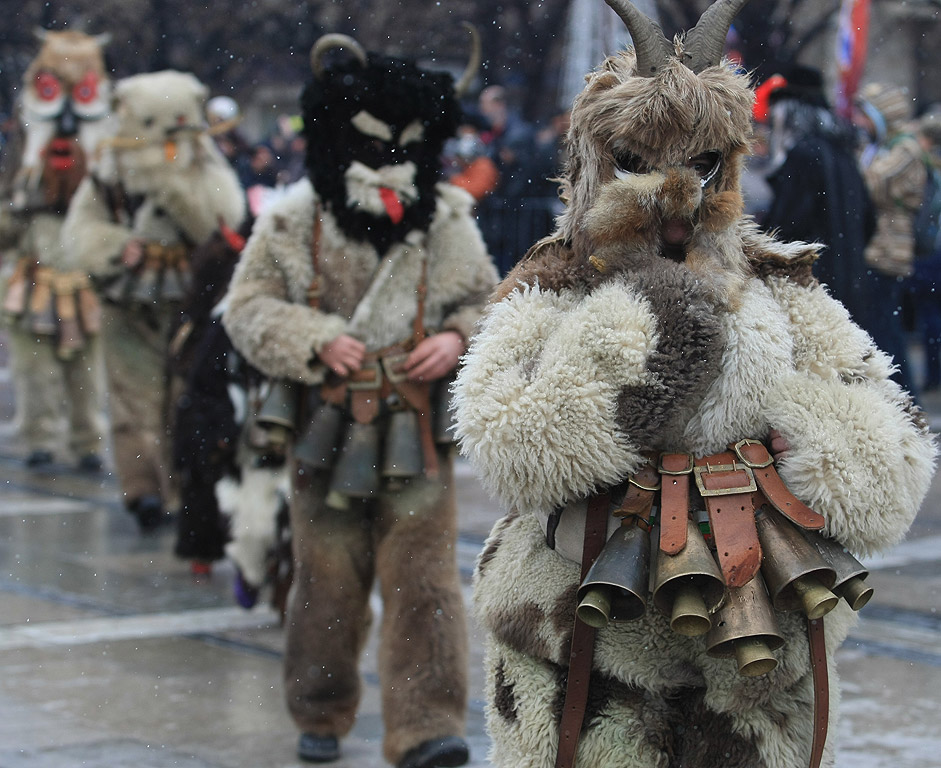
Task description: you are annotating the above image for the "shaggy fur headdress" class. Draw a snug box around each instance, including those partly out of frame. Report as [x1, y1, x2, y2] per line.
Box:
[553, 0, 756, 306]
[300, 33, 477, 253]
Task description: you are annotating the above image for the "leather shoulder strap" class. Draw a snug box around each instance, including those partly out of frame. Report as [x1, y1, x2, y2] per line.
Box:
[555, 491, 610, 768]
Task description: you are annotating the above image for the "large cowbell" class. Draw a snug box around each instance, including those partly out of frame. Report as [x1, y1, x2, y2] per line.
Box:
[756, 507, 839, 620]
[802, 530, 873, 611]
[329, 421, 381, 499]
[576, 522, 650, 628]
[254, 380, 300, 449]
[652, 518, 725, 636]
[293, 400, 344, 469]
[705, 572, 785, 677]
[382, 409, 424, 478]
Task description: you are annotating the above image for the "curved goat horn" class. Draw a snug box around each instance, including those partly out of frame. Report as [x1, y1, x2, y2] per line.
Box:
[604, 0, 673, 77]
[682, 0, 752, 73]
[454, 22, 482, 98]
[310, 33, 367, 79]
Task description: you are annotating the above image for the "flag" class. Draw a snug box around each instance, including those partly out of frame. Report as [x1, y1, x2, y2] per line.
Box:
[835, 0, 871, 119]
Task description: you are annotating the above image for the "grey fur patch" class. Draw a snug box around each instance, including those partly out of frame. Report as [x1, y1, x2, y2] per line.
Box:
[663, 687, 765, 768]
[611, 262, 725, 446]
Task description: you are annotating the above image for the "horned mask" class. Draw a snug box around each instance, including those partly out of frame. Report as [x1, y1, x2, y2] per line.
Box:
[18, 29, 112, 210]
[558, 0, 755, 304]
[300, 28, 479, 253]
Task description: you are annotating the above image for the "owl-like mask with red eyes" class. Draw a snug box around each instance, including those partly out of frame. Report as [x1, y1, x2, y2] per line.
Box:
[20, 29, 112, 182]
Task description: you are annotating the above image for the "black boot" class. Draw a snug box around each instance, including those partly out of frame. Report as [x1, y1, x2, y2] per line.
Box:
[297, 733, 339, 763]
[128, 495, 165, 532]
[397, 736, 469, 768]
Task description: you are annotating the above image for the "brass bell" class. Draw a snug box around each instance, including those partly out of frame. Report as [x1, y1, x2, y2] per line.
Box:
[382, 409, 424, 478]
[255, 380, 300, 435]
[329, 421, 381, 498]
[652, 518, 725, 636]
[293, 402, 344, 468]
[575, 522, 650, 629]
[705, 573, 784, 677]
[756, 507, 839, 620]
[131, 267, 159, 304]
[803, 530, 873, 611]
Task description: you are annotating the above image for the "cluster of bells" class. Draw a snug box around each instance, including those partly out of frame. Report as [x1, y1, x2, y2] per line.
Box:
[575, 508, 873, 677]
[253, 379, 449, 502]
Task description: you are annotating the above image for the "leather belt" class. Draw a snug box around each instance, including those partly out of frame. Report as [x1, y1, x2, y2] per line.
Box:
[659, 453, 693, 555]
[556, 491, 610, 768]
[319, 342, 440, 478]
[733, 439, 825, 530]
[807, 617, 829, 768]
[694, 451, 763, 588]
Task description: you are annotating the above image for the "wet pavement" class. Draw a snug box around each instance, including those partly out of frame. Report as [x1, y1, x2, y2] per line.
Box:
[0, 334, 940, 768]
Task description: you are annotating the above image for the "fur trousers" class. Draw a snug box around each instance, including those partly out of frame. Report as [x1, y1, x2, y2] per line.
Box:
[283, 449, 469, 764]
[7, 325, 105, 457]
[100, 303, 180, 508]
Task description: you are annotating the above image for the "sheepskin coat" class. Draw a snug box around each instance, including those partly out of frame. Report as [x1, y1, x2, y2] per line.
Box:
[452, 221, 937, 768]
[222, 178, 497, 383]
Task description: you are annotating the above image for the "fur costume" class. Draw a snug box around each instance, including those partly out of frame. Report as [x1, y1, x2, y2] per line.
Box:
[61, 69, 245, 527]
[451, 2, 937, 767]
[0, 30, 111, 468]
[222, 33, 497, 768]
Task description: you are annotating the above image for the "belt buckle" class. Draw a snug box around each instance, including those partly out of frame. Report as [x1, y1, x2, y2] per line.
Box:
[347, 363, 383, 391]
[381, 352, 410, 385]
[693, 462, 757, 497]
[732, 438, 774, 468]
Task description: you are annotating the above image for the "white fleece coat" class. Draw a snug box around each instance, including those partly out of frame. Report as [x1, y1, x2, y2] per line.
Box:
[222, 178, 498, 383]
[452, 223, 937, 768]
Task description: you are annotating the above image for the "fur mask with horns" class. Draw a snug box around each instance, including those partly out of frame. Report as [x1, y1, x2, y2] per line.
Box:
[300, 29, 479, 254]
[555, 0, 755, 307]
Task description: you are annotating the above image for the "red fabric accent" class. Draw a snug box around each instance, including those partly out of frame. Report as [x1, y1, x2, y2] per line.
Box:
[379, 187, 404, 224]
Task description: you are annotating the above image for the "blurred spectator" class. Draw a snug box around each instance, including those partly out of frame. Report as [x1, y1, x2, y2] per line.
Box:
[269, 113, 306, 185]
[910, 110, 941, 390]
[855, 82, 925, 397]
[529, 109, 570, 202]
[762, 65, 876, 326]
[476, 85, 546, 275]
[245, 142, 280, 188]
[443, 109, 499, 202]
[207, 95, 254, 188]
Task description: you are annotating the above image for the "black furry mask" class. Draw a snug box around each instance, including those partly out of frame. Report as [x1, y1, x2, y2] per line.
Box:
[300, 52, 460, 253]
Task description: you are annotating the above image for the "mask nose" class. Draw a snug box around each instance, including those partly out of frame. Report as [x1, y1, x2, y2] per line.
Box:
[56, 101, 78, 137]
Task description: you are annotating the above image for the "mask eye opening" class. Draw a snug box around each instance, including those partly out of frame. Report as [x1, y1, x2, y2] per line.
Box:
[612, 148, 649, 178]
[687, 151, 722, 187]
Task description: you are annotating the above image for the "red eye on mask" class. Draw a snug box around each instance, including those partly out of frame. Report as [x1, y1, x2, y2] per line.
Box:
[35, 72, 62, 101]
[73, 72, 99, 104]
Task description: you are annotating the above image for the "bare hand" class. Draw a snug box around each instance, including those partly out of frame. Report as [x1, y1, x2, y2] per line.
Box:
[767, 429, 791, 462]
[319, 334, 366, 377]
[121, 239, 144, 268]
[402, 331, 465, 382]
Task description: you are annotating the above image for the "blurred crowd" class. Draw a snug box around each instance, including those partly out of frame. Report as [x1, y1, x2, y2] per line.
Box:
[749, 65, 941, 401]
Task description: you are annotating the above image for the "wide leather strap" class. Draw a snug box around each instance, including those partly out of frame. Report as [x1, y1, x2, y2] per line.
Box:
[695, 451, 763, 588]
[807, 616, 829, 768]
[658, 453, 693, 555]
[734, 439, 825, 530]
[614, 458, 659, 527]
[555, 491, 610, 768]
